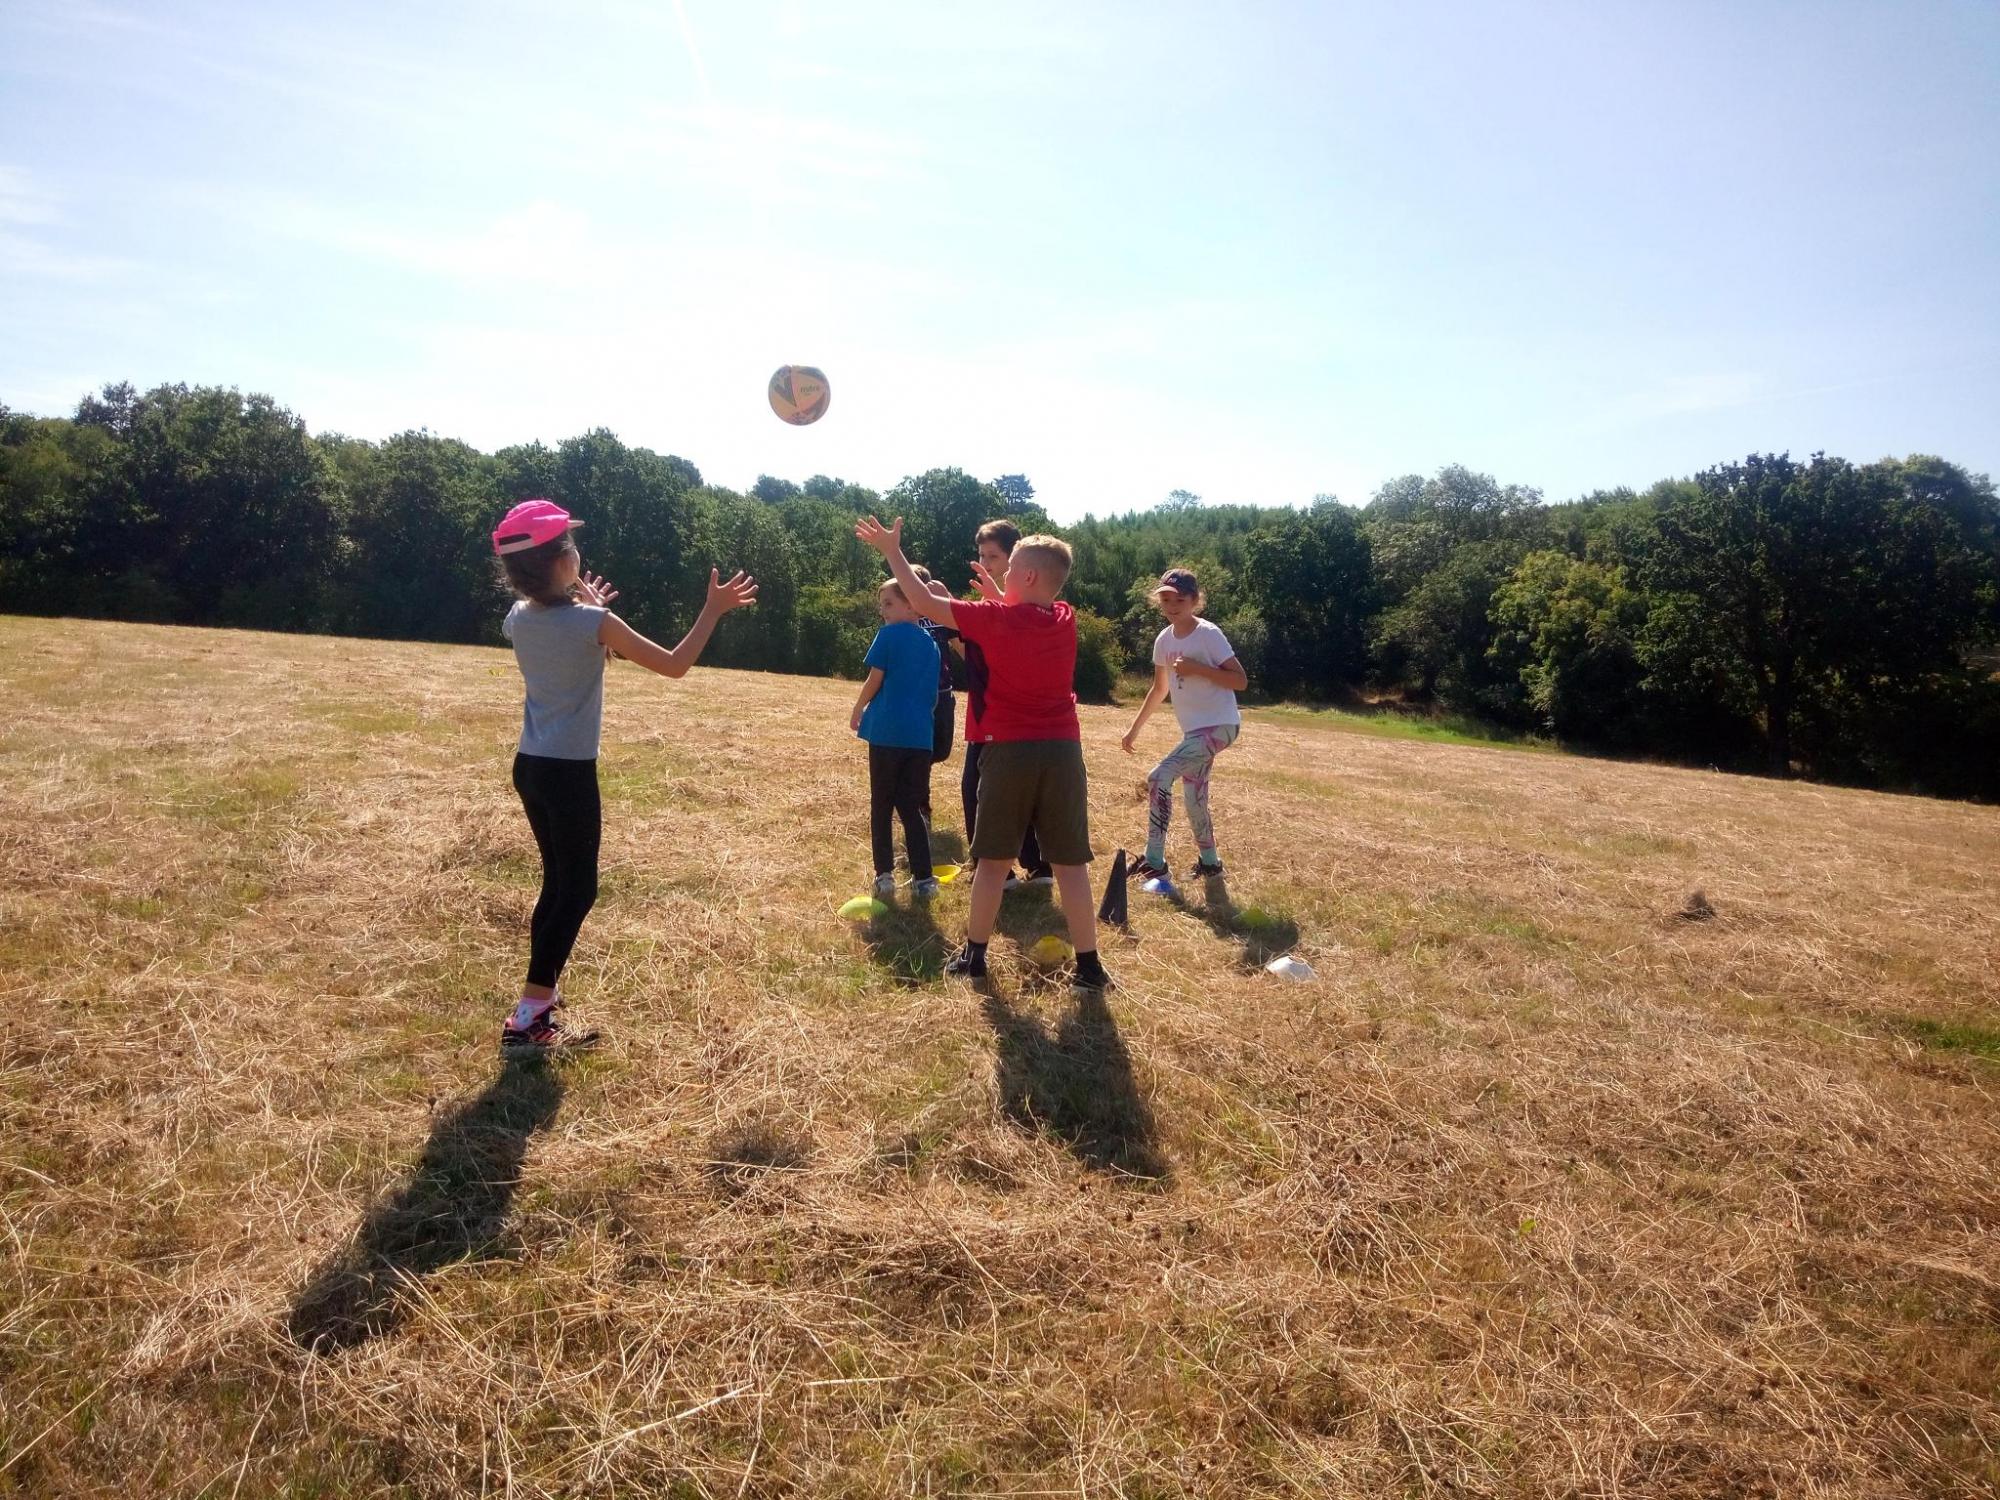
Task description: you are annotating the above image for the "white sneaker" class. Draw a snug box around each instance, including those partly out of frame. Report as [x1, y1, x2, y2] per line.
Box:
[913, 878, 941, 900]
[872, 873, 897, 896]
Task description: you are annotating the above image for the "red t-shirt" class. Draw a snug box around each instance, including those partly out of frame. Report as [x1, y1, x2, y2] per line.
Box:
[952, 599, 1081, 743]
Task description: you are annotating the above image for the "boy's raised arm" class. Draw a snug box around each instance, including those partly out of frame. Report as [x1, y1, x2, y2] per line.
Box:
[855, 516, 959, 627]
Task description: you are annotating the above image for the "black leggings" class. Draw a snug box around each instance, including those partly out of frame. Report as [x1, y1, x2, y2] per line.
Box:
[870, 745, 934, 880]
[961, 740, 1042, 870]
[513, 753, 601, 989]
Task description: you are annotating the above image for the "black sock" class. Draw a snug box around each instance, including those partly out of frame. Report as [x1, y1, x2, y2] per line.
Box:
[966, 939, 988, 962]
[1073, 949, 1107, 983]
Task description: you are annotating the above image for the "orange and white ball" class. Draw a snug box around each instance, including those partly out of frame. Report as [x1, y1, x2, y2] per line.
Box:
[768, 365, 830, 425]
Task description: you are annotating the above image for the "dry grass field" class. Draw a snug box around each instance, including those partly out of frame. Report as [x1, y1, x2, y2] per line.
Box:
[3, 614, 1998, 1498]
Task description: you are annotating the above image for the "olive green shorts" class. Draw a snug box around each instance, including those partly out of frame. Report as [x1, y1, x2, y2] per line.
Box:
[971, 739, 1093, 865]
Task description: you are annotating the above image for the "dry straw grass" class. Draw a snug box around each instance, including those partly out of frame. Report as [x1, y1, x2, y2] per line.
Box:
[3, 614, 1998, 1497]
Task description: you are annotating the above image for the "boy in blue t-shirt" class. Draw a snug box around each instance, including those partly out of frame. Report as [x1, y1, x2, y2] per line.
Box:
[850, 578, 943, 896]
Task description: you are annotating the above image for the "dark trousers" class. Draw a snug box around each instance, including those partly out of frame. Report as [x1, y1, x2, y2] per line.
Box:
[513, 752, 601, 989]
[870, 744, 934, 880]
[922, 692, 955, 821]
[961, 740, 1043, 870]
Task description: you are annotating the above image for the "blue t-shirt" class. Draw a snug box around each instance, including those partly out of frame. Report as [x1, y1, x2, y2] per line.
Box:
[858, 621, 940, 751]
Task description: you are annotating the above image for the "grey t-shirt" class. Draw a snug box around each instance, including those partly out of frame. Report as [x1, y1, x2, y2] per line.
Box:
[503, 600, 609, 760]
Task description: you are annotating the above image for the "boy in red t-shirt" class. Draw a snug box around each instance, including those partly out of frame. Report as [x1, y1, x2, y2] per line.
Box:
[856, 516, 1110, 992]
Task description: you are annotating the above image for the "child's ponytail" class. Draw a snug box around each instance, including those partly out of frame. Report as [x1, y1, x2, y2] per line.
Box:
[497, 533, 578, 606]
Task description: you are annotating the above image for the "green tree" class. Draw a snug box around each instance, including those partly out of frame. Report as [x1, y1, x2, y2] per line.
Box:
[1639, 452, 1997, 775]
[339, 431, 499, 643]
[1372, 542, 1521, 709]
[1244, 499, 1375, 697]
[772, 496, 883, 593]
[549, 430, 706, 642]
[1071, 607, 1121, 703]
[1361, 466, 1543, 703]
[492, 440, 560, 501]
[991, 473, 1035, 508]
[794, 583, 877, 678]
[12, 376, 1998, 799]
[108, 384, 345, 629]
[1488, 552, 1650, 742]
[700, 493, 801, 671]
[0, 412, 128, 610]
[880, 468, 1039, 593]
[1364, 464, 1541, 604]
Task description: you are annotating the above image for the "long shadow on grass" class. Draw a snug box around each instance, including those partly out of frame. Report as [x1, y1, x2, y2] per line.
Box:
[1155, 873, 1299, 970]
[862, 894, 948, 985]
[988, 875, 1062, 953]
[287, 1058, 564, 1353]
[980, 987, 1170, 1183]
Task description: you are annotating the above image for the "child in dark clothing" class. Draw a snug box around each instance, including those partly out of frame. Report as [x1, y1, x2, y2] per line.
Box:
[850, 577, 942, 898]
[909, 566, 959, 826]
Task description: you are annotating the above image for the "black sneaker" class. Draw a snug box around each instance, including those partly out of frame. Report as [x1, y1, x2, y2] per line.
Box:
[500, 1003, 600, 1056]
[943, 945, 989, 980]
[1001, 868, 1023, 891]
[1070, 965, 1114, 996]
[1023, 865, 1056, 887]
[1188, 858, 1226, 879]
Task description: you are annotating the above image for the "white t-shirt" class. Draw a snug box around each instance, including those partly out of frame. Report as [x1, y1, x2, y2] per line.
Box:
[1153, 619, 1241, 733]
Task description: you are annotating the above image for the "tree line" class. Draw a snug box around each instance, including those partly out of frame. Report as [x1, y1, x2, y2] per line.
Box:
[3, 381, 1996, 798]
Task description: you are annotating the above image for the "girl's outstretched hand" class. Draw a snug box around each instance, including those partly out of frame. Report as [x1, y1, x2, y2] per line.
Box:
[855, 515, 903, 554]
[577, 570, 620, 607]
[707, 569, 759, 613]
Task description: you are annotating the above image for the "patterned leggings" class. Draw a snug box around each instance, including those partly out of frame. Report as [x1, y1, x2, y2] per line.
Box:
[1144, 724, 1240, 866]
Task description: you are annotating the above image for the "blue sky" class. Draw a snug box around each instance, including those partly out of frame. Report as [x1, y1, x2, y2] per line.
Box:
[3, 0, 1996, 519]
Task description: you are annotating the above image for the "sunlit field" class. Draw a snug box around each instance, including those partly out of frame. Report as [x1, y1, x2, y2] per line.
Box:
[3, 615, 1997, 1498]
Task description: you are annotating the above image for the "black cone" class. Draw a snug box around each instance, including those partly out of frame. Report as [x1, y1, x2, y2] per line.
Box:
[1098, 847, 1129, 928]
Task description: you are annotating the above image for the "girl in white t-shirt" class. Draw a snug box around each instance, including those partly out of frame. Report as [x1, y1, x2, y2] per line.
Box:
[1120, 568, 1248, 882]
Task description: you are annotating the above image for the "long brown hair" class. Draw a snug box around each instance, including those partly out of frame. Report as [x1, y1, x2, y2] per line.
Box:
[496, 533, 577, 606]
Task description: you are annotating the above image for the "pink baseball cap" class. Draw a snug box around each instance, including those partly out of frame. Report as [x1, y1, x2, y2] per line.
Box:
[491, 499, 583, 555]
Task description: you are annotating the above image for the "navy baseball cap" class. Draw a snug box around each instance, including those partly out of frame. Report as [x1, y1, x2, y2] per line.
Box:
[1153, 568, 1200, 598]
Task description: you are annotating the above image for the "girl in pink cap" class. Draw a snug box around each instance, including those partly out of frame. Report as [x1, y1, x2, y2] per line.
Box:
[491, 499, 757, 1053]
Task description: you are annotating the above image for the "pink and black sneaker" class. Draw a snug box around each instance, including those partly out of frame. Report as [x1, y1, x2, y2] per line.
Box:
[500, 1001, 601, 1056]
